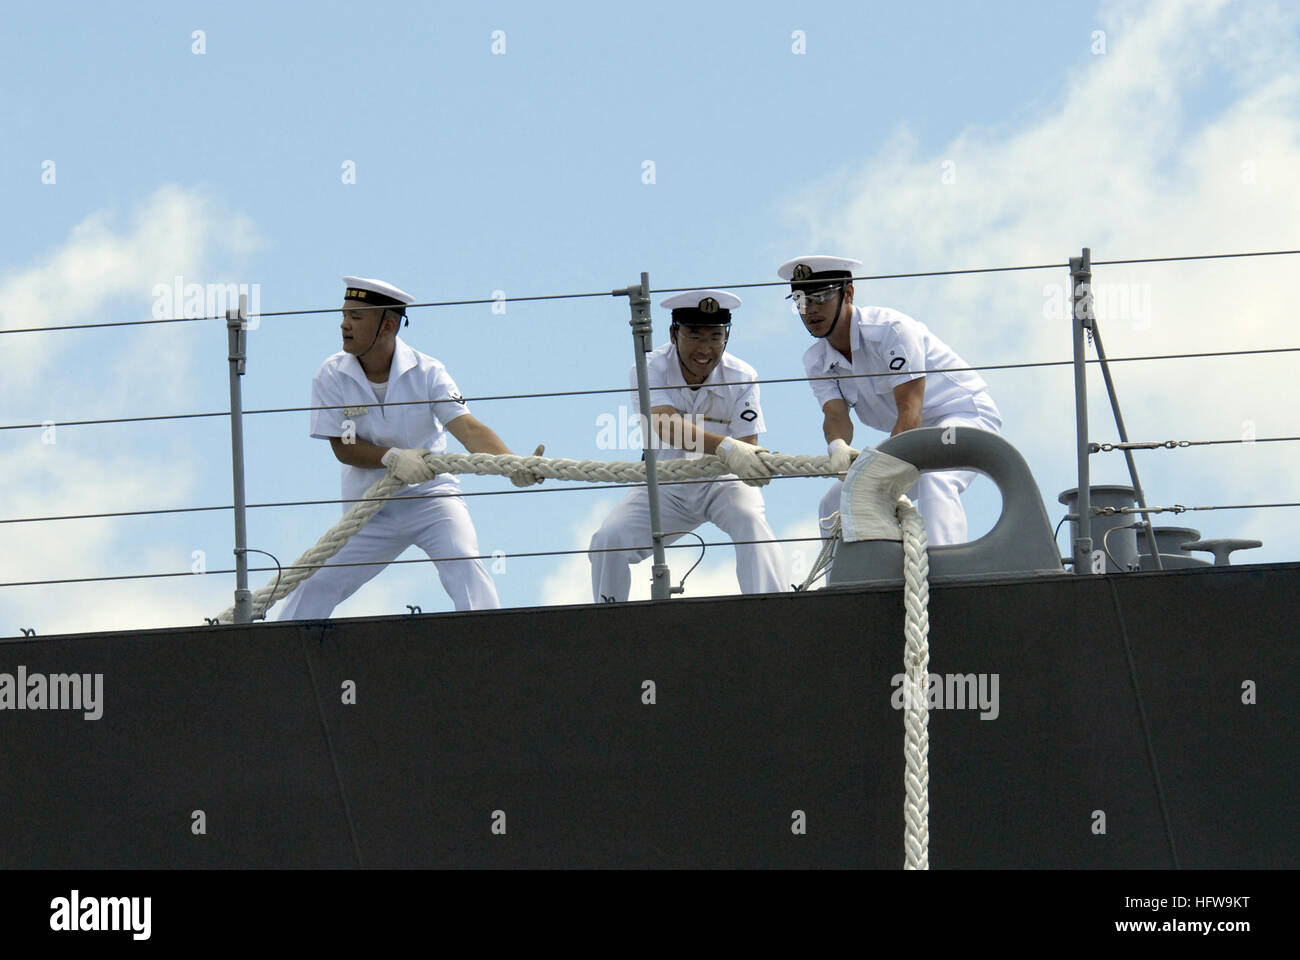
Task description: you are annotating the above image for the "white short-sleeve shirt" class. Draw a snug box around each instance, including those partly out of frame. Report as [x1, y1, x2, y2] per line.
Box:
[630, 342, 766, 462]
[802, 305, 999, 433]
[308, 336, 471, 506]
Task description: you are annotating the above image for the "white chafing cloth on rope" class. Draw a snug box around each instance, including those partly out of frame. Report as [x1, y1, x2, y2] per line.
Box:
[839, 448, 921, 542]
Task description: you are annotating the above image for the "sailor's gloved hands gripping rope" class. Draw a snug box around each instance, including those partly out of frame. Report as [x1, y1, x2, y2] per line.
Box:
[382, 444, 547, 487]
[715, 437, 773, 487]
[508, 444, 547, 487]
[827, 438, 860, 475]
[380, 447, 438, 484]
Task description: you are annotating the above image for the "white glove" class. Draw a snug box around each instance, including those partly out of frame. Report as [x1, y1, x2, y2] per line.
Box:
[509, 444, 547, 487]
[381, 447, 438, 484]
[716, 437, 772, 487]
[828, 438, 860, 475]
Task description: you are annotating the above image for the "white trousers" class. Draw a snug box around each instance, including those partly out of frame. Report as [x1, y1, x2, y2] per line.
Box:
[589, 479, 789, 602]
[818, 412, 1002, 547]
[276, 489, 499, 620]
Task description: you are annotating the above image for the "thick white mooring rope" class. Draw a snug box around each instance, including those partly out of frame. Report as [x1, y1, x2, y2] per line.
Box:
[898, 495, 931, 870]
[215, 449, 834, 623]
[806, 495, 931, 869]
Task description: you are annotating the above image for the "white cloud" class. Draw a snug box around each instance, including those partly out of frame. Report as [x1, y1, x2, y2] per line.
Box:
[782, 0, 1300, 561]
[0, 440, 220, 636]
[0, 186, 261, 637]
[0, 184, 259, 393]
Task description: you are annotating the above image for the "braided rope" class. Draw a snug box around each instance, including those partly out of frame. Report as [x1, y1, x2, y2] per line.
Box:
[794, 488, 933, 868]
[417, 450, 834, 483]
[215, 449, 835, 623]
[899, 495, 931, 870]
[215, 472, 404, 623]
[798, 511, 841, 591]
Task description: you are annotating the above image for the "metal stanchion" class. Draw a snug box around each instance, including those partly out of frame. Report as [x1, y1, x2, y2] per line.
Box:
[226, 293, 253, 622]
[1070, 248, 1096, 574]
[613, 272, 671, 600]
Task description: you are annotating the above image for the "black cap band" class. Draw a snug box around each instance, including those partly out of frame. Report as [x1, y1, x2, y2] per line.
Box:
[671, 307, 732, 326]
[793, 270, 852, 287]
[787, 270, 853, 299]
[344, 288, 407, 309]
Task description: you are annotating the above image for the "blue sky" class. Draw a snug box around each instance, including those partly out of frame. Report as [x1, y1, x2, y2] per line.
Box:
[3, 0, 1298, 633]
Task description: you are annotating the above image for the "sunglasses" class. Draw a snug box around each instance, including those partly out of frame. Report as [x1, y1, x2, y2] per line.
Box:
[789, 285, 845, 310]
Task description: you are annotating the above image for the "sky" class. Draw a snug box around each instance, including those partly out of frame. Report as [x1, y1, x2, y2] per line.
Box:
[2, 0, 1298, 636]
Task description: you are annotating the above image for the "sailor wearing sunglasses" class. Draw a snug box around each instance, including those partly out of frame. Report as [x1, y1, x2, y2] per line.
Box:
[780, 256, 1001, 546]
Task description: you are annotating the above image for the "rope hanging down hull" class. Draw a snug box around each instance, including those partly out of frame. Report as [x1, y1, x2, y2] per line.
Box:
[899, 496, 931, 870]
[216, 448, 934, 872]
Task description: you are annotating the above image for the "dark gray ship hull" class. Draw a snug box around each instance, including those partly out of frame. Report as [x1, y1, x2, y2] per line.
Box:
[2, 562, 1296, 868]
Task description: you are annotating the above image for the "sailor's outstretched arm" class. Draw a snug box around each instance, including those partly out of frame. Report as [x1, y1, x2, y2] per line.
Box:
[445, 414, 545, 487]
[647, 404, 736, 455]
[445, 413, 513, 455]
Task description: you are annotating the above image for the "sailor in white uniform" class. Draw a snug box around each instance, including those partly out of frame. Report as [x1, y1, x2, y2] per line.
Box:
[277, 276, 543, 620]
[588, 290, 789, 601]
[779, 256, 1002, 546]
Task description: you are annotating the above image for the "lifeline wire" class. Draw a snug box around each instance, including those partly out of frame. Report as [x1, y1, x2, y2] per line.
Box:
[5, 428, 1296, 526]
[3, 248, 1296, 336]
[1096, 502, 1300, 516]
[4, 426, 1298, 527]
[10, 496, 1298, 590]
[0, 535, 830, 590]
[0, 473, 834, 527]
[5, 345, 1300, 433]
[1092, 436, 1300, 451]
[9, 497, 1300, 590]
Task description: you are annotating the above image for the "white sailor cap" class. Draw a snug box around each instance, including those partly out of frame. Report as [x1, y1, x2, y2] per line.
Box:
[659, 289, 741, 325]
[777, 256, 863, 295]
[341, 276, 415, 310]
